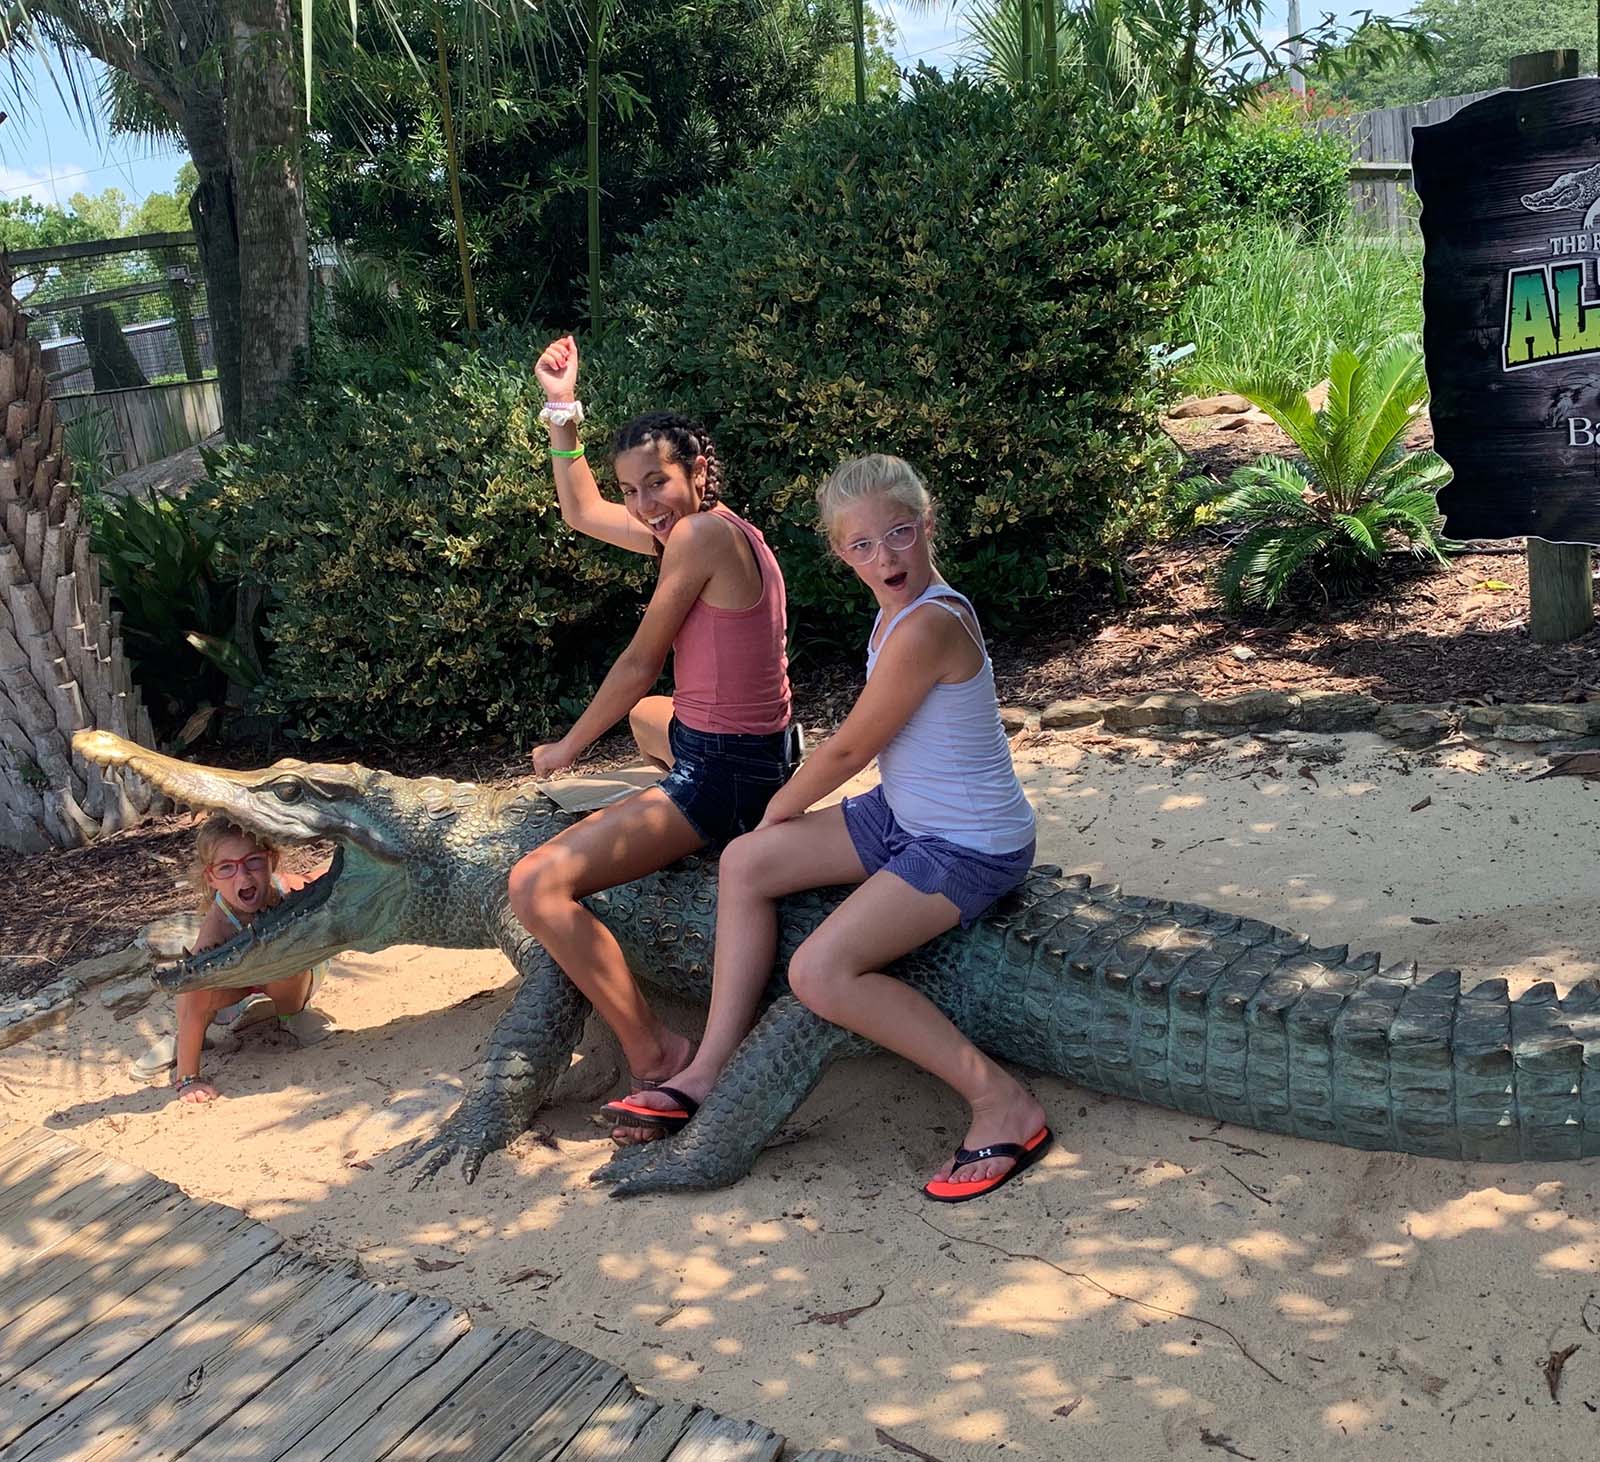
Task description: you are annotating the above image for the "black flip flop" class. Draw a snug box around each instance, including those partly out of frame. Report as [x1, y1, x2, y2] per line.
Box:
[923, 1125, 1054, 1203]
[600, 1085, 700, 1134]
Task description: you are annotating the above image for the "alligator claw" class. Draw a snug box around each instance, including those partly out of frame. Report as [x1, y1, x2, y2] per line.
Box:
[590, 1138, 667, 1187]
[390, 1109, 498, 1186]
[595, 1130, 747, 1197]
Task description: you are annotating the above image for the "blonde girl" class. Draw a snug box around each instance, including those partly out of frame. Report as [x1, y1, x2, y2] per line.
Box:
[606, 454, 1051, 1200]
[171, 817, 324, 1104]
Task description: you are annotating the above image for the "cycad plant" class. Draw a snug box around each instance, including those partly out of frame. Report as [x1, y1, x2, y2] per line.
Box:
[1188, 337, 1454, 608]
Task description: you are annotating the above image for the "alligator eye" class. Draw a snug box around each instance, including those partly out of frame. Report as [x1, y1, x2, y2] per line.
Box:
[272, 781, 304, 803]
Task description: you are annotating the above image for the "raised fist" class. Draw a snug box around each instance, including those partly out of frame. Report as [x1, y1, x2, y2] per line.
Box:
[535, 335, 579, 401]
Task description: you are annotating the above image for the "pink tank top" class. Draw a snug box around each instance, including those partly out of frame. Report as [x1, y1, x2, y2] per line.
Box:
[671, 507, 792, 736]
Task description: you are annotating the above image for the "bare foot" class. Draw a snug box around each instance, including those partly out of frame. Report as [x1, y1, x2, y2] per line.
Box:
[175, 1077, 219, 1105]
[928, 1085, 1049, 1188]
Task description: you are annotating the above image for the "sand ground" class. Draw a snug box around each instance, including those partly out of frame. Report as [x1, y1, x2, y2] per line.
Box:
[9, 729, 1600, 1459]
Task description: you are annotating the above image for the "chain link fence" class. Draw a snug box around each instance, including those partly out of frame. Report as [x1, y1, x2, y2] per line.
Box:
[10, 232, 216, 396]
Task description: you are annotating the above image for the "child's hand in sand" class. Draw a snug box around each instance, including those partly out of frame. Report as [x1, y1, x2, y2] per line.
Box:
[174, 1076, 218, 1105]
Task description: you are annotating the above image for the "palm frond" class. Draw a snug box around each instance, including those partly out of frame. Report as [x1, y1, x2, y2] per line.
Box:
[1344, 335, 1429, 489]
[1213, 368, 1321, 457]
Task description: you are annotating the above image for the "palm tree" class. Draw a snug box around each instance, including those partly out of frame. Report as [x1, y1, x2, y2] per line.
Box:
[0, 260, 158, 851]
[3, 0, 306, 438]
[1187, 338, 1454, 608]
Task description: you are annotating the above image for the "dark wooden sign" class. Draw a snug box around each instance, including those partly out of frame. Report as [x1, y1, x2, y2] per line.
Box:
[1414, 78, 1600, 544]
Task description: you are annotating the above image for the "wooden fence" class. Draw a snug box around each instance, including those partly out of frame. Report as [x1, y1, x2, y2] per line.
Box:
[1315, 91, 1494, 234]
[53, 378, 222, 474]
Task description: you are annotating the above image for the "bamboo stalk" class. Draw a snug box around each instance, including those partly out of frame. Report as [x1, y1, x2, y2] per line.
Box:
[852, 0, 867, 105]
[587, 0, 604, 327]
[435, 18, 479, 334]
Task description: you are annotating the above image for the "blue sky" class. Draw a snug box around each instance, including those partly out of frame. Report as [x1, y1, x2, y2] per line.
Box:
[2, 2, 1410, 212]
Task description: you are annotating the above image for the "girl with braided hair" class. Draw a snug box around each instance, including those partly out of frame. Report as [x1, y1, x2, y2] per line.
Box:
[509, 335, 798, 1128]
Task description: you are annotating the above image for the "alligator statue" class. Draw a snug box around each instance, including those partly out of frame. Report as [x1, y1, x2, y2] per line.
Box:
[1522, 161, 1600, 228]
[76, 730, 1600, 1195]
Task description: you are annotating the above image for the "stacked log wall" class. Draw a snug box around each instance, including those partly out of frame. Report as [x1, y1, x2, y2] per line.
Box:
[0, 260, 158, 852]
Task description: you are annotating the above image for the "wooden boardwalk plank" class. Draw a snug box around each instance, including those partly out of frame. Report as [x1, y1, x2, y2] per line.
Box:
[609, 1401, 700, 1462]
[3, 1254, 340, 1462]
[0, 1173, 170, 1283]
[88, 1266, 377, 1462]
[193, 1287, 438, 1460]
[448, 1346, 622, 1462]
[279, 1302, 473, 1461]
[0, 1126, 818, 1462]
[0, 1147, 114, 1225]
[381, 1330, 572, 1460]
[322, 1326, 514, 1462]
[0, 1124, 66, 1169]
[662, 1410, 785, 1462]
[0, 1208, 280, 1446]
[496, 1353, 633, 1462]
[547, 1381, 661, 1461]
[0, 1191, 197, 1358]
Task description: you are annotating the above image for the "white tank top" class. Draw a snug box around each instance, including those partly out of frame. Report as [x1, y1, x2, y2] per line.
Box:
[866, 583, 1035, 856]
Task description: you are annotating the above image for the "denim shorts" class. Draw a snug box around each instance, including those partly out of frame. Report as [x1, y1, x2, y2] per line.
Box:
[659, 718, 799, 845]
[841, 784, 1036, 928]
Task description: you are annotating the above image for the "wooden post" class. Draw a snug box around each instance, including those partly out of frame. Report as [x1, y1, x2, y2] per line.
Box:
[1508, 49, 1594, 644]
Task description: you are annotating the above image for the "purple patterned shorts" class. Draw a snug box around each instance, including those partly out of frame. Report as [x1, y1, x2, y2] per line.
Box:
[841, 785, 1035, 928]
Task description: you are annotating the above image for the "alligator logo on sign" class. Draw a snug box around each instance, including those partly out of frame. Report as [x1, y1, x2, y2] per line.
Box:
[1413, 78, 1600, 542]
[1520, 162, 1600, 224]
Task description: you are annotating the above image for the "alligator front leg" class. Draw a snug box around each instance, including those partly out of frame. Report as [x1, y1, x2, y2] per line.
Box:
[394, 921, 590, 1185]
[595, 995, 871, 1196]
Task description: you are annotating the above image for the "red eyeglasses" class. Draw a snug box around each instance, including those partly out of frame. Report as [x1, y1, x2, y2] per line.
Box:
[208, 853, 270, 880]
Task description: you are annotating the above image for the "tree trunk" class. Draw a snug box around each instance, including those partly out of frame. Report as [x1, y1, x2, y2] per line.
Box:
[223, 0, 310, 437]
[79, 307, 149, 391]
[0, 265, 158, 852]
[187, 152, 245, 439]
[1173, 0, 1204, 138]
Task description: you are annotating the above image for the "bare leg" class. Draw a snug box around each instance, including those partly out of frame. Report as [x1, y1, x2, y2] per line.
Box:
[507, 787, 703, 1086]
[628, 695, 675, 770]
[788, 872, 1047, 1188]
[174, 986, 240, 1103]
[618, 805, 865, 1138]
[262, 969, 314, 1015]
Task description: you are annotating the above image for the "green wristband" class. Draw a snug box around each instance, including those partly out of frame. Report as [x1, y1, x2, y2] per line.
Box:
[550, 446, 585, 459]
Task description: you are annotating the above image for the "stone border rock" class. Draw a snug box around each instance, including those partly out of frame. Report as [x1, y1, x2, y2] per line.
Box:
[999, 691, 1600, 747]
[0, 942, 151, 1051]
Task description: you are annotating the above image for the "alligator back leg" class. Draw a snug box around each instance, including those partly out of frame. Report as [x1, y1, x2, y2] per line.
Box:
[393, 908, 591, 1184]
[595, 995, 871, 1196]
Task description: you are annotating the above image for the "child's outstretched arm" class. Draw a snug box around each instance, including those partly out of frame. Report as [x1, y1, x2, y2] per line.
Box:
[757, 606, 956, 827]
[535, 335, 657, 557]
[531, 514, 716, 777]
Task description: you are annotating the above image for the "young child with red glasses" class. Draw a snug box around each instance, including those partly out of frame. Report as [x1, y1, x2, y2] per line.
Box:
[605, 454, 1051, 1201]
[169, 816, 328, 1104]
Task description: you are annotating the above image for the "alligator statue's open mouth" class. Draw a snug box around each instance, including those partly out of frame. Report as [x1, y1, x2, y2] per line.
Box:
[155, 846, 346, 992]
[73, 730, 419, 994]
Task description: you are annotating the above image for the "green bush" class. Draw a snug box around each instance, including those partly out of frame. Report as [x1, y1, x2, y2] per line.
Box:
[585, 71, 1205, 651]
[1195, 94, 1350, 236]
[89, 489, 253, 737]
[200, 339, 653, 743]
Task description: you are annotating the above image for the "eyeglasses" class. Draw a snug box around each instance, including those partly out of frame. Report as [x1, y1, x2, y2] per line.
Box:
[837, 520, 920, 565]
[208, 853, 270, 880]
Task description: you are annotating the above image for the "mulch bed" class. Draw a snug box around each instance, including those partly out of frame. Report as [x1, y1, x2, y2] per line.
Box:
[6, 410, 1597, 1002]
